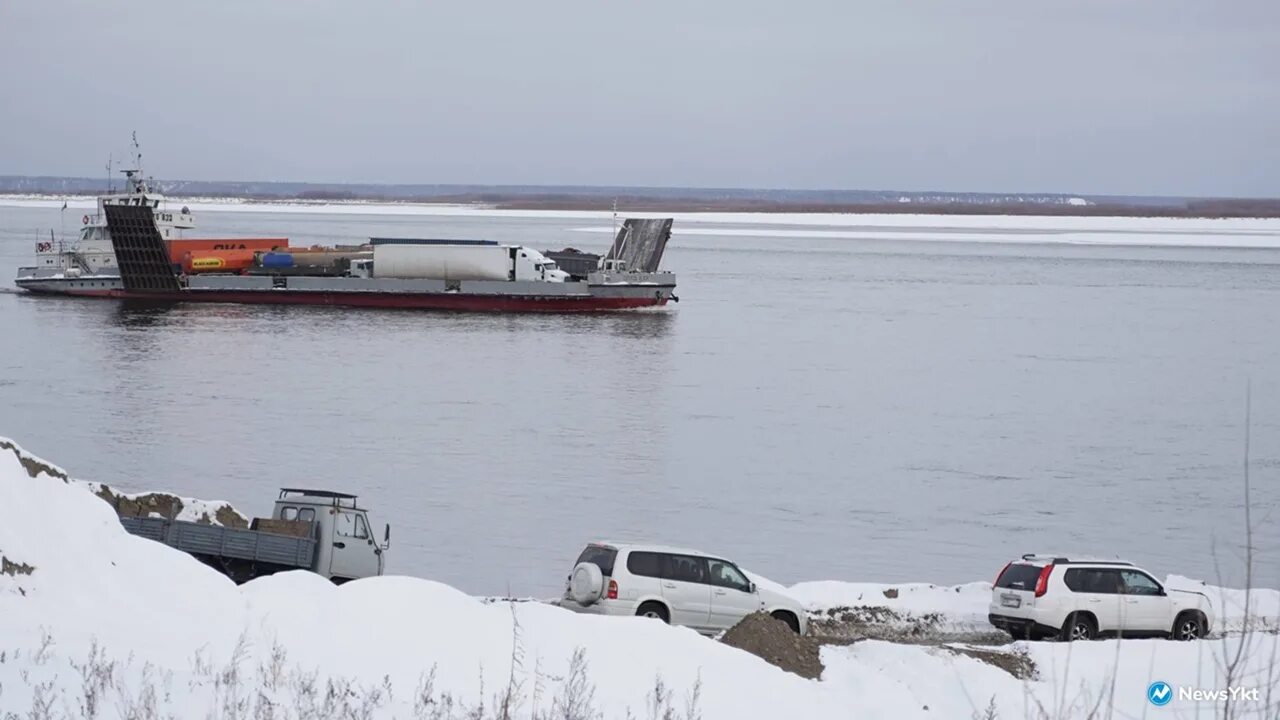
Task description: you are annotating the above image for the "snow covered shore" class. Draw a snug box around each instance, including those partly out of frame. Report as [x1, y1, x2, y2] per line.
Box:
[2, 437, 1278, 719]
[787, 577, 1279, 642]
[5, 194, 1280, 250]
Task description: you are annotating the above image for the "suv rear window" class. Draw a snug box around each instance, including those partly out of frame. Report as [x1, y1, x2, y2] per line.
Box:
[575, 545, 617, 576]
[996, 564, 1043, 590]
[1064, 568, 1123, 594]
[667, 554, 709, 584]
[626, 551, 664, 578]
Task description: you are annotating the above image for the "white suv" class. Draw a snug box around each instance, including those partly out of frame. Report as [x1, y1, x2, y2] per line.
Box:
[988, 555, 1213, 641]
[559, 542, 807, 636]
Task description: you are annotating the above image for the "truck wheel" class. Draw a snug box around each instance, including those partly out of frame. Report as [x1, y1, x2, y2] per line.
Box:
[1060, 613, 1096, 641]
[636, 602, 669, 623]
[1173, 612, 1204, 641]
[771, 610, 801, 634]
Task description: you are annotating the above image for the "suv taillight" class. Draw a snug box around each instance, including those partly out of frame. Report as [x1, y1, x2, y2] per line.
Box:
[995, 562, 1012, 586]
[1034, 565, 1054, 597]
[607, 579, 618, 600]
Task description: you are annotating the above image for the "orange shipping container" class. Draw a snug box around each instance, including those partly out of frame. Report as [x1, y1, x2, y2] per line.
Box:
[180, 249, 257, 274]
[167, 238, 288, 264]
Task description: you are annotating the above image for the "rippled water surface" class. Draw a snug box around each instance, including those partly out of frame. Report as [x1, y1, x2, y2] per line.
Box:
[2, 204, 1278, 594]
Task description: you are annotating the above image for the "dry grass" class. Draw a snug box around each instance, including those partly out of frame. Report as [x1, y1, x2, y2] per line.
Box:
[0, 630, 703, 720]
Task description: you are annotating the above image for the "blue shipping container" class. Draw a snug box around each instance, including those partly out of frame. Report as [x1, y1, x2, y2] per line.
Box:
[260, 252, 295, 268]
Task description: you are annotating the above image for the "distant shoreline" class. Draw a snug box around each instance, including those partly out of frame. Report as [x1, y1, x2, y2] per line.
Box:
[3, 190, 1279, 219]
[480, 196, 1280, 219]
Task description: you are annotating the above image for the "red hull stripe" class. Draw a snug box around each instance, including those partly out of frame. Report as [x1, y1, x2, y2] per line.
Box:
[48, 288, 667, 313]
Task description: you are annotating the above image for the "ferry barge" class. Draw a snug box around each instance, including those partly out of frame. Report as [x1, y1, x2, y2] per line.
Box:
[19, 203, 677, 312]
[15, 138, 676, 312]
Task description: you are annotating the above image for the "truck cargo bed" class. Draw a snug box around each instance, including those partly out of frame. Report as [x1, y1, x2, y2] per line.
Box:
[120, 516, 317, 569]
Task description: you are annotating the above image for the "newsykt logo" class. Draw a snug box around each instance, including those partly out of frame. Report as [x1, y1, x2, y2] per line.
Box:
[1148, 681, 1173, 707]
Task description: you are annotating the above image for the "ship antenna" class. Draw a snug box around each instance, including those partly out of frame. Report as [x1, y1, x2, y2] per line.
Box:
[133, 131, 142, 188]
[106, 154, 113, 193]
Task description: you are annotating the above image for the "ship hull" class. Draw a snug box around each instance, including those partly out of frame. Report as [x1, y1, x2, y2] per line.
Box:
[14, 274, 124, 295]
[16, 281, 670, 312]
[124, 289, 668, 312]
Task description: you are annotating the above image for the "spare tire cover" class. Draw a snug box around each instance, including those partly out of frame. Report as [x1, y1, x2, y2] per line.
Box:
[570, 562, 605, 605]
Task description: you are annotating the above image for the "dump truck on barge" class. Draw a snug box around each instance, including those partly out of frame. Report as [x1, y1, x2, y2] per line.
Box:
[119, 488, 389, 584]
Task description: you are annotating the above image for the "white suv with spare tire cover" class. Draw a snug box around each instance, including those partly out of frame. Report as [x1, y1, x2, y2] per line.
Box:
[559, 542, 807, 636]
[988, 554, 1213, 641]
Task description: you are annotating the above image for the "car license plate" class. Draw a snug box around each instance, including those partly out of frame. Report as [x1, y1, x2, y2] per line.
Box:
[1001, 594, 1021, 608]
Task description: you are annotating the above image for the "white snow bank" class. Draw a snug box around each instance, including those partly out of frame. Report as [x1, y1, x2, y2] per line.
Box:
[0, 439, 245, 661]
[0, 438, 847, 717]
[790, 580, 992, 617]
[789, 581, 996, 638]
[825, 636, 1280, 719]
[1166, 574, 1280, 633]
[3, 437, 1279, 719]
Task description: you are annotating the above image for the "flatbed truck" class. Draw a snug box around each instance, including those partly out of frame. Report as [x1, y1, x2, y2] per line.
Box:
[119, 488, 389, 584]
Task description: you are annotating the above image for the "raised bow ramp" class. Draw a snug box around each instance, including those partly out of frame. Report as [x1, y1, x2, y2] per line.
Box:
[604, 218, 672, 273]
[104, 203, 181, 292]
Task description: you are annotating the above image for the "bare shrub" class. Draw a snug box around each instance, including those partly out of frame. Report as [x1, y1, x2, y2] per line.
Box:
[972, 696, 998, 720]
[638, 675, 701, 720]
[538, 648, 598, 720]
[70, 639, 115, 719]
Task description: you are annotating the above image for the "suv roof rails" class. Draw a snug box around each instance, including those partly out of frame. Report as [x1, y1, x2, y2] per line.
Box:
[1021, 553, 1072, 563]
[1020, 553, 1133, 566]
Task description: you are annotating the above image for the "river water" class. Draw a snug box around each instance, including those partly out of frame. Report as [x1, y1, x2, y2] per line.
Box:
[2, 202, 1278, 594]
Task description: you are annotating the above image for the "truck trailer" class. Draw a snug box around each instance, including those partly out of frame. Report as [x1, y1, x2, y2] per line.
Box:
[367, 241, 570, 282]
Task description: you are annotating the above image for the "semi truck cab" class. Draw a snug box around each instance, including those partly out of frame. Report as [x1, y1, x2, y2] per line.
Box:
[349, 258, 373, 278]
[512, 247, 570, 282]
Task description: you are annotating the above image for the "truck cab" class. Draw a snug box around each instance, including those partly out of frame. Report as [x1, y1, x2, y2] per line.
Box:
[271, 489, 390, 582]
[348, 258, 374, 278]
[512, 247, 570, 283]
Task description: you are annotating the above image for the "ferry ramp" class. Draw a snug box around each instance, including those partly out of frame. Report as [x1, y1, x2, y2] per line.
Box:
[604, 218, 673, 273]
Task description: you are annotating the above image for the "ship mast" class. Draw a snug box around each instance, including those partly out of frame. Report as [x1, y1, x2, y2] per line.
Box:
[121, 131, 148, 195]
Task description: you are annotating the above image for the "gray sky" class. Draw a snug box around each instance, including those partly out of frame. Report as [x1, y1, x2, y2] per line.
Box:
[2, 1, 1277, 196]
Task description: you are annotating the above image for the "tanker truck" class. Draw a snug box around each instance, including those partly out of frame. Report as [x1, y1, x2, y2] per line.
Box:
[249, 249, 373, 277]
[363, 240, 570, 282]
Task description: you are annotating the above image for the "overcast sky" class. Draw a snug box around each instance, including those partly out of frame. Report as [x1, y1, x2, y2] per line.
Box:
[1, 1, 1276, 196]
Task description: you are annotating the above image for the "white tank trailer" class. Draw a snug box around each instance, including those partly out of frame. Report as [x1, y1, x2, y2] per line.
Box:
[369, 241, 570, 282]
